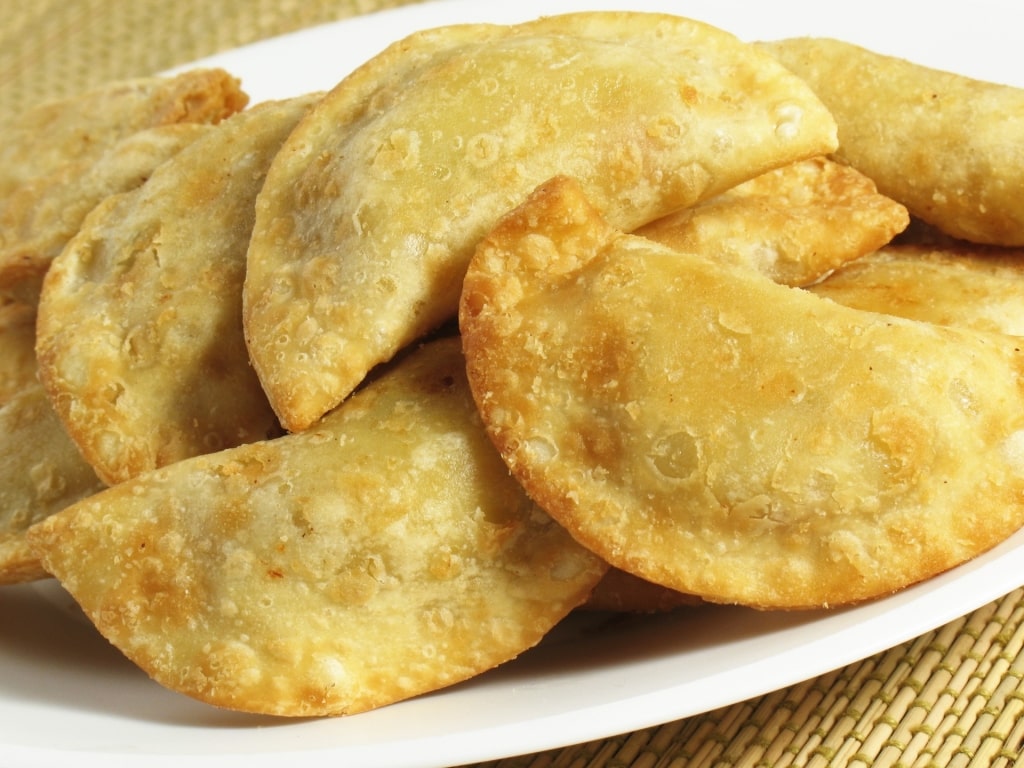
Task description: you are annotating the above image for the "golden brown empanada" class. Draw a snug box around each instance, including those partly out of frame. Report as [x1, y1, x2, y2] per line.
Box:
[636, 156, 908, 286]
[0, 123, 213, 303]
[811, 243, 1024, 335]
[762, 37, 1024, 246]
[36, 95, 320, 486]
[27, 337, 606, 716]
[460, 176, 1024, 610]
[0, 68, 246, 200]
[245, 11, 837, 432]
[1, 383, 105, 585]
[0, 299, 37, 405]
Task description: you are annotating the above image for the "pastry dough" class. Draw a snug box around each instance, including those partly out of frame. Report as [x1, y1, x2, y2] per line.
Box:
[637, 156, 908, 286]
[763, 37, 1024, 246]
[245, 12, 837, 431]
[28, 337, 605, 716]
[812, 243, 1024, 335]
[0, 68, 245, 200]
[0, 300, 36, 405]
[0, 124, 212, 302]
[1, 384, 104, 585]
[36, 96, 320, 485]
[460, 176, 1024, 609]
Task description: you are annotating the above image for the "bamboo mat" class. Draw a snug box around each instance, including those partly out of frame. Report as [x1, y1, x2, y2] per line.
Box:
[2, 2, 1023, 767]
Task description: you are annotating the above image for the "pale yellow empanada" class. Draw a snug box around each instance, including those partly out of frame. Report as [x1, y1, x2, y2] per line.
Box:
[36, 96, 319, 486]
[762, 37, 1024, 246]
[1, 384, 105, 585]
[1, 300, 106, 584]
[460, 176, 1024, 609]
[0, 68, 247, 200]
[0, 123, 213, 303]
[811, 243, 1024, 335]
[27, 336, 606, 716]
[245, 11, 837, 432]
[0, 299, 37, 405]
[636, 156, 908, 286]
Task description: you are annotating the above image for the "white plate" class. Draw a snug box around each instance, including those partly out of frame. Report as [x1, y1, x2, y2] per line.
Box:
[4, 1, 1024, 766]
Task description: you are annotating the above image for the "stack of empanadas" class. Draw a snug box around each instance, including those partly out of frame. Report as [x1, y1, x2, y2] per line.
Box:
[2, 10, 1023, 719]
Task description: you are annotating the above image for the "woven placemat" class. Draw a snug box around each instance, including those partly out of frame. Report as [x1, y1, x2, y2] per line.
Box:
[474, 588, 1024, 768]
[0, 0, 423, 120]
[3, 3, 1024, 767]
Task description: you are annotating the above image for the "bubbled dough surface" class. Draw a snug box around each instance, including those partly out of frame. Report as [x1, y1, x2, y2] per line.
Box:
[0, 123, 213, 300]
[245, 11, 838, 432]
[28, 337, 606, 716]
[637, 156, 908, 287]
[35, 95, 320, 486]
[763, 37, 1024, 246]
[460, 176, 1024, 609]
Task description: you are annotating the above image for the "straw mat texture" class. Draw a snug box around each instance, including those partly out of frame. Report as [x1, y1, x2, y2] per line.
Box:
[474, 589, 1024, 768]
[2, 2, 1023, 767]
[0, 0, 423, 120]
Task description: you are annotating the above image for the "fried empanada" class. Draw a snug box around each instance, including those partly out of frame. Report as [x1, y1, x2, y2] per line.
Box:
[762, 37, 1024, 246]
[245, 11, 837, 432]
[0, 299, 37, 405]
[0, 69, 247, 200]
[460, 176, 1024, 610]
[636, 156, 909, 286]
[811, 244, 1024, 335]
[36, 95, 320, 486]
[27, 337, 606, 716]
[0, 123, 213, 303]
[1, 384, 105, 585]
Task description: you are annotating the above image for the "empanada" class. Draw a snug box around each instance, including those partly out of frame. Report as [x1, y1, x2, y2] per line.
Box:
[27, 337, 606, 716]
[636, 156, 908, 286]
[0, 68, 246, 200]
[460, 176, 1024, 609]
[0, 124, 213, 303]
[36, 95, 320, 486]
[0, 299, 37, 405]
[245, 11, 837, 432]
[811, 243, 1024, 335]
[762, 37, 1024, 246]
[1, 384, 105, 585]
